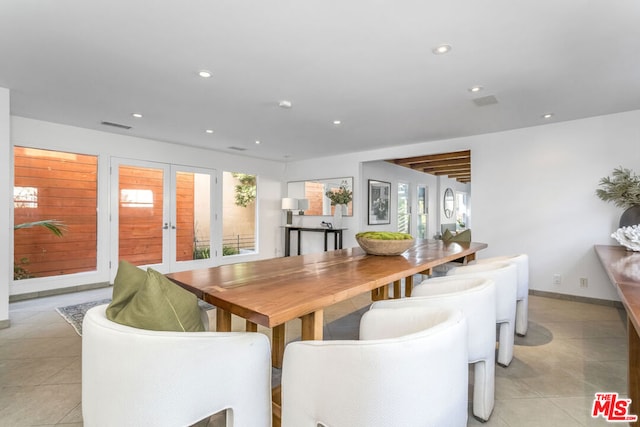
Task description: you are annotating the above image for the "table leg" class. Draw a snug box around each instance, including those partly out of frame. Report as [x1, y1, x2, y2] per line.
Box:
[628, 317, 640, 419]
[272, 385, 282, 427]
[301, 310, 324, 341]
[465, 253, 477, 263]
[272, 324, 286, 368]
[405, 275, 413, 297]
[216, 308, 232, 332]
[338, 230, 343, 249]
[393, 280, 402, 299]
[324, 231, 328, 251]
[246, 320, 258, 332]
[297, 230, 302, 255]
[371, 285, 389, 301]
[284, 228, 291, 257]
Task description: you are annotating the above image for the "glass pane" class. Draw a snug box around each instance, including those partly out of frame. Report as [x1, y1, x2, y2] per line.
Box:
[222, 171, 257, 256]
[398, 183, 410, 234]
[417, 185, 427, 239]
[176, 171, 211, 261]
[119, 165, 163, 265]
[456, 192, 469, 229]
[14, 147, 98, 280]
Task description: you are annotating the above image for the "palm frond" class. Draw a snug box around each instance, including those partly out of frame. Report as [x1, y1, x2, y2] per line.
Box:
[14, 220, 67, 237]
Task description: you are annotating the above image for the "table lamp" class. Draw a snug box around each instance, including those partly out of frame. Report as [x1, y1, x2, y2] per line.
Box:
[297, 199, 309, 215]
[282, 198, 298, 225]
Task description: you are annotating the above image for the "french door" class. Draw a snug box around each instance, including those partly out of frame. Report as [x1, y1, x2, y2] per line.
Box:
[110, 158, 216, 277]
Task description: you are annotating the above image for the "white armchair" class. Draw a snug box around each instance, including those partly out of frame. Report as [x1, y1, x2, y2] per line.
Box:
[280, 307, 468, 427]
[471, 254, 530, 336]
[445, 262, 518, 367]
[373, 276, 497, 422]
[82, 305, 272, 427]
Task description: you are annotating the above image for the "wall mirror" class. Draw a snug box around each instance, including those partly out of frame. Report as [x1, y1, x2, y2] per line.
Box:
[443, 187, 455, 218]
[287, 177, 353, 216]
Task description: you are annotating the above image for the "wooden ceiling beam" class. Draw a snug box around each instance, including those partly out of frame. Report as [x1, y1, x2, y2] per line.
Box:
[423, 165, 470, 173]
[390, 150, 470, 166]
[387, 150, 472, 183]
[410, 159, 470, 169]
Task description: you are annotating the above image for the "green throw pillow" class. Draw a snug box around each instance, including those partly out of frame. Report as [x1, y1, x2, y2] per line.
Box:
[106, 262, 204, 332]
[106, 260, 148, 320]
[442, 229, 472, 243]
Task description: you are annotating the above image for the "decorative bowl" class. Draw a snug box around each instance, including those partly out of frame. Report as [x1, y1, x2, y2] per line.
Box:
[611, 225, 640, 252]
[356, 232, 414, 256]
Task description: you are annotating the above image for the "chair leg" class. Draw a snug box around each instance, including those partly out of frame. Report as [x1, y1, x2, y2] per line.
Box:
[472, 359, 495, 422]
[497, 321, 514, 367]
[515, 297, 528, 336]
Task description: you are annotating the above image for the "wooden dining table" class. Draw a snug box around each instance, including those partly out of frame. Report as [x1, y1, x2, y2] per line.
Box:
[168, 239, 487, 368]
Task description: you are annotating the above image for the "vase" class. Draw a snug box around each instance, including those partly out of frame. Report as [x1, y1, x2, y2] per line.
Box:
[333, 204, 345, 228]
[620, 205, 640, 228]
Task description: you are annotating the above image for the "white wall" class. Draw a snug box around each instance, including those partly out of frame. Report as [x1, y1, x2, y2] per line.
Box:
[7, 116, 285, 297]
[0, 88, 10, 327]
[285, 110, 640, 301]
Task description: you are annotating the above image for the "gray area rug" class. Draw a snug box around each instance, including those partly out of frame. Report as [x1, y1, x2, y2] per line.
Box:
[56, 299, 215, 336]
[55, 298, 112, 336]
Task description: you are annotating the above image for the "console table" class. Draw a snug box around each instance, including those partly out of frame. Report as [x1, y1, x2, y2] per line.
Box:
[283, 226, 345, 257]
[595, 245, 640, 418]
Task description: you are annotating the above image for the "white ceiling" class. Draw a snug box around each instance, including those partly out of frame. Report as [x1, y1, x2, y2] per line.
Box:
[1, 1, 639, 162]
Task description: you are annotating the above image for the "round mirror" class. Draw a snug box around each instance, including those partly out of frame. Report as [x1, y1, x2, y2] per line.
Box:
[443, 188, 455, 218]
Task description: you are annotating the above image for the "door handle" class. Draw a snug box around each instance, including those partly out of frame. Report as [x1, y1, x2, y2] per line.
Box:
[163, 222, 169, 230]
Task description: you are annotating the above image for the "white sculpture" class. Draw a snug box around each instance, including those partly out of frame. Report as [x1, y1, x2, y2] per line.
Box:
[611, 225, 640, 252]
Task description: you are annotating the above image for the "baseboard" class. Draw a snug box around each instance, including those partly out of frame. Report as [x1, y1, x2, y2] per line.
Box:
[0, 319, 10, 330]
[9, 282, 111, 302]
[530, 289, 623, 309]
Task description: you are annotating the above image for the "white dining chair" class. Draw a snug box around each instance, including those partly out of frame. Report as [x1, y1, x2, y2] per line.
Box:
[82, 305, 272, 427]
[443, 262, 518, 367]
[372, 276, 497, 422]
[280, 307, 469, 427]
[471, 254, 530, 336]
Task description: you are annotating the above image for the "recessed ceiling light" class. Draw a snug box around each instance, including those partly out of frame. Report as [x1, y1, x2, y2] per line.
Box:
[205, 129, 214, 134]
[278, 100, 292, 109]
[333, 120, 342, 125]
[255, 140, 261, 145]
[542, 113, 554, 119]
[469, 86, 483, 93]
[132, 113, 143, 118]
[432, 44, 452, 55]
[198, 70, 212, 78]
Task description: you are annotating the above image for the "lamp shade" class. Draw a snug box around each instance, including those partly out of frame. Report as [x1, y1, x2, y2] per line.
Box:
[297, 199, 309, 211]
[281, 198, 298, 210]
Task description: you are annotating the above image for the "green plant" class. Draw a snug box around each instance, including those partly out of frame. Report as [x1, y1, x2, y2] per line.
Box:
[596, 167, 640, 208]
[13, 219, 67, 280]
[356, 231, 413, 240]
[325, 180, 353, 205]
[193, 246, 210, 260]
[222, 245, 240, 256]
[14, 219, 67, 236]
[13, 258, 33, 280]
[232, 173, 257, 207]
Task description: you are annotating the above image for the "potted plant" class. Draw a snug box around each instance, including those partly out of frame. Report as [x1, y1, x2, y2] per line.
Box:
[325, 180, 353, 207]
[325, 180, 352, 228]
[596, 167, 640, 227]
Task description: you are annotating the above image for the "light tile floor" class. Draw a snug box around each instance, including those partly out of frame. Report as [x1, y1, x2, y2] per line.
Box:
[0, 286, 631, 426]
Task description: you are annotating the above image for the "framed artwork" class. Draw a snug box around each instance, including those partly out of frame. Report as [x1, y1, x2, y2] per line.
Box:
[368, 179, 391, 225]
